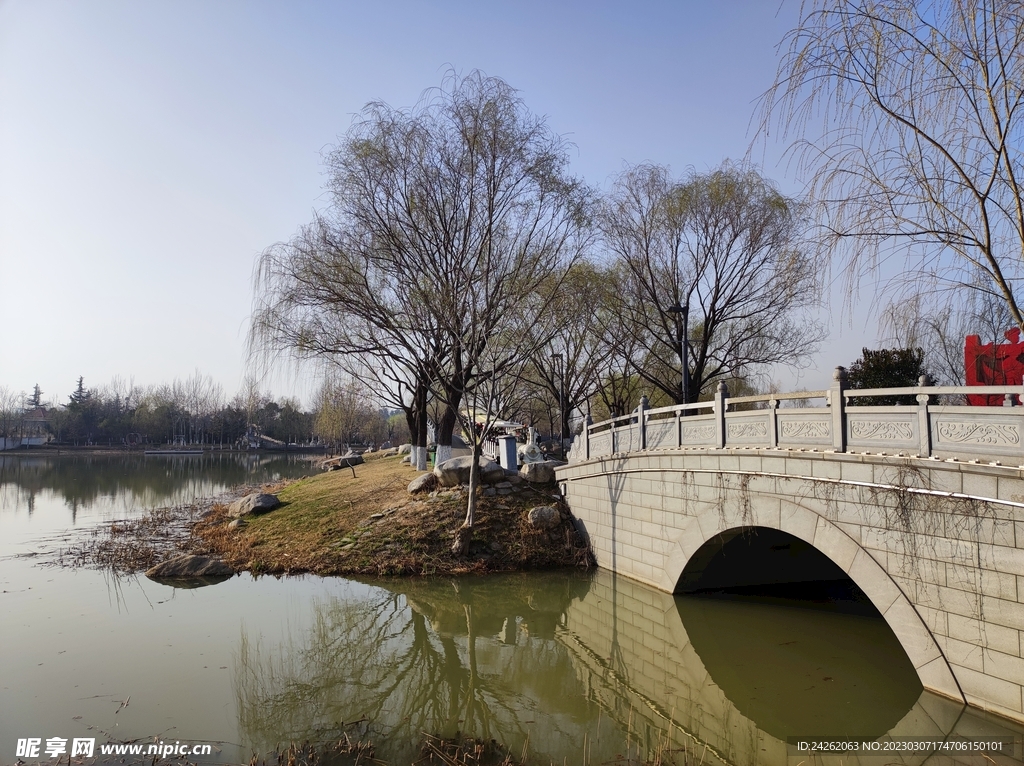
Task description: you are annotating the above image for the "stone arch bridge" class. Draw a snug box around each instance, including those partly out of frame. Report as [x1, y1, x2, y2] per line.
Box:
[557, 373, 1024, 723]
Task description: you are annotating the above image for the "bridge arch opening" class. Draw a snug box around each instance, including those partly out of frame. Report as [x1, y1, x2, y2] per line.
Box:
[675, 526, 924, 738]
[676, 526, 873, 611]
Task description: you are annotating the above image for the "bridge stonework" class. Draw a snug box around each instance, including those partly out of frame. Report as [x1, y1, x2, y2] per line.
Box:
[558, 447, 1024, 723]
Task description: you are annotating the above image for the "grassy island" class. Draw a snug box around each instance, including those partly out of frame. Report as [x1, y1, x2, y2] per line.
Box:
[194, 452, 592, 577]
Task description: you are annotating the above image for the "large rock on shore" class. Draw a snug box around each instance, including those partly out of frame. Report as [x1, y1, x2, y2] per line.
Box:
[527, 505, 561, 530]
[228, 492, 280, 518]
[321, 454, 364, 471]
[145, 555, 234, 579]
[408, 472, 438, 495]
[433, 456, 505, 487]
[519, 459, 565, 485]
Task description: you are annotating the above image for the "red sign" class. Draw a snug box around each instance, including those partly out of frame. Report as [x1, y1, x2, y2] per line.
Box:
[965, 329, 1024, 405]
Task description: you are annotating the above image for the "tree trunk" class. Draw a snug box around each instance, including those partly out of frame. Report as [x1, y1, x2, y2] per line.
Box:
[435, 444, 452, 465]
[452, 445, 481, 556]
[436, 401, 459, 466]
[406, 383, 430, 471]
[403, 406, 418, 450]
[415, 403, 429, 470]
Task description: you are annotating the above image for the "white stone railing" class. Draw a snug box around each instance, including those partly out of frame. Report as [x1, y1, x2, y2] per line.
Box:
[570, 369, 1024, 465]
[481, 437, 500, 461]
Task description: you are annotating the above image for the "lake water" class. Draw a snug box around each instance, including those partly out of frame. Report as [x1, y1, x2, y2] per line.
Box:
[2, 454, 1023, 765]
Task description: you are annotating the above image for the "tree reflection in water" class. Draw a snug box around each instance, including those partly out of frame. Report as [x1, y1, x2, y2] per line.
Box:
[233, 573, 614, 763]
[0, 453, 308, 521]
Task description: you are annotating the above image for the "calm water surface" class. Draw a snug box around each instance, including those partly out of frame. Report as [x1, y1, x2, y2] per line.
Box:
[1, 454, 1022, 765]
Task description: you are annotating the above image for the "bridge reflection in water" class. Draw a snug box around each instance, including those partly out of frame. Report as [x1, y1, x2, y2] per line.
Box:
[233, 571, 1022, 765]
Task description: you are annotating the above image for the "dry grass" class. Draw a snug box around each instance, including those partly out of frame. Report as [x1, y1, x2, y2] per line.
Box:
[245, 731, 695, 766]
[246, 722, 378, 766]
[195, 454, 593, 577]
[43, 480, 291, 574]
[46, 502, 207, 572]
[416, 733, 515, 766]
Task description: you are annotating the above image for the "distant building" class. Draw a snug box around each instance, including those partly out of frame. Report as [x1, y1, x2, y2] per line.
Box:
[20, 406, 50, 439]
[0, 405, 50, 450]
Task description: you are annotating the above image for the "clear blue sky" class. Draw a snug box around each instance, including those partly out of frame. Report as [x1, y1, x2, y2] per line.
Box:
[0, 0, 875, 406]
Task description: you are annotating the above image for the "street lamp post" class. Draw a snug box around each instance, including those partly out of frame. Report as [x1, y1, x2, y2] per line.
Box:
[667, 303, 689, 408]
[552, 353, 564, 449]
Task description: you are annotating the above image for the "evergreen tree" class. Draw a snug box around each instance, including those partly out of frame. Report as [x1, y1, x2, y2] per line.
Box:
[69, 377, 90, 407]
[66, 377, 96, 444]
[27, 384, 43, 408]
[847, 348, 926, 405]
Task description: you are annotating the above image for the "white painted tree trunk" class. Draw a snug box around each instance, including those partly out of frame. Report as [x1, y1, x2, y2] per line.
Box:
[413, 445, 428, 471]
[435, 444, 452, 465]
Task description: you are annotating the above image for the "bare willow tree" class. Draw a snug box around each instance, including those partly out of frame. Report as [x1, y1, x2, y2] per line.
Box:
[594, 330, 645, 421]
[253, 72, 586, 481]
[601, 163, 824, 404]
[526, 261, 617, 441]
[322, 71, 587, 471]
[313, 375, 362, 451]
[314, 71, 587, 555]
[352, 73, 591, 554]
[251, 213, 444, 471]
[174, 369, 223, 444]
[760, 0, 1024, 328]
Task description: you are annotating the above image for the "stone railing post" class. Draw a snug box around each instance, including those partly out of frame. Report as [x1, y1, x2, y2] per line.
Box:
[675, 405, 683, 447]
[638, 395, 649, 451]
[917, 374, 932, 457]
[831, 366, 848, 452]
[714, 382, 728, 449]
[584, 414, 592, 461]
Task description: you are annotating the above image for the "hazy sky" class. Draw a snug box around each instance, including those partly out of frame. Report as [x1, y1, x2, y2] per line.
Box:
[0, 0, 877, 406]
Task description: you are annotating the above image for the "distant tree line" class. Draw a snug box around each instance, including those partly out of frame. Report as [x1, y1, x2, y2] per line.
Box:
[0, 373, 407, 449]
